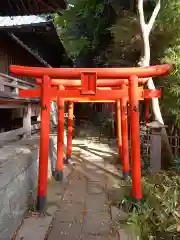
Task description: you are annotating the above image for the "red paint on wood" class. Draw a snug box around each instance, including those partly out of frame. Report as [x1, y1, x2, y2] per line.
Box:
[120, 84, 129, 176]
[36, 78, 147, 86]
[10, 64, 172, 79]
[116, 100, 122, 158]
[56, 85, 64, 173]
[38, 75, 51, 201]
[129, 75, 142, 200]
[19, 88, 161, 101]
[81, 72, 97, 95]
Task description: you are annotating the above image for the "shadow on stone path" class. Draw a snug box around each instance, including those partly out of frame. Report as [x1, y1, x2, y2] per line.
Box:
[47, 170, 116, 240]
[46, 136, 128, 240]
[16, 122, 130, 240]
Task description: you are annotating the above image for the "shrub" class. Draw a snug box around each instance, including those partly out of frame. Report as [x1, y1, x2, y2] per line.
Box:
[121, 173, 180, 239]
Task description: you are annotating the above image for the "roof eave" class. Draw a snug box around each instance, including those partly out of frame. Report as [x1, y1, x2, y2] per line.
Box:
[0, 0, 67, 16]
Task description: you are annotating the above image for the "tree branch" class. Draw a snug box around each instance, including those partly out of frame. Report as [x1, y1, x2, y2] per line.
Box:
[138, 0, 146, 27]
[138, 0, 146, 30]
[147, 0, 161, 33]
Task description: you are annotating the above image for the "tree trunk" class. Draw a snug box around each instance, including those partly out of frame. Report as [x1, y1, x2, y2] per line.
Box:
[138, 0, 173, 166]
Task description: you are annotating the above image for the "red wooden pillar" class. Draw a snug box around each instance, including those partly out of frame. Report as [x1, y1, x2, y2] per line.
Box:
[116, 100, 122, 158]
[120, 84, 129, 179]
[55, 85, 64, 181]
[66, 101, 74, 163]
[111, 103, 116, 138]
[37, 75, 51, 212]
[129, 75, 142, 200]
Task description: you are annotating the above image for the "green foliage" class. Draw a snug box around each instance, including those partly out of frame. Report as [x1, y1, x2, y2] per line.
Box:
[121, 173, 180, 239]
[107, 10, 141, 66]
[140, 124, 150, 173]
[156, 0, 180, 115]
[150, 0, 180, 116]
[176, 114, 180, 128]
[106, 0, 180, 117]
[54, 0, 108, 62]
[157, 0, 180, 114]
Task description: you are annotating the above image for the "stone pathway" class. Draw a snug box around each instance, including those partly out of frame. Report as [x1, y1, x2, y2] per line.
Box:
[47, 170, 116, 240]
[46, 136, 128, 240]
[16, 122, 130, 240]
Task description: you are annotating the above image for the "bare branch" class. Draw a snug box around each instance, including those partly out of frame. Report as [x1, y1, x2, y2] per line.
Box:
[138, 0, 146, 30]
[147, 0, 161, 33]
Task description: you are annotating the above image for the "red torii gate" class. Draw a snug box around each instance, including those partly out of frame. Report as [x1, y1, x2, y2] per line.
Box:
[10, 64, 172, 212]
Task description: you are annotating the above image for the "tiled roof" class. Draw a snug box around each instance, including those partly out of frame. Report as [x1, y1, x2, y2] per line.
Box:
[0, 15, 49, 28]
[0, 15, 72, 67]
[0, 0, 66, 16]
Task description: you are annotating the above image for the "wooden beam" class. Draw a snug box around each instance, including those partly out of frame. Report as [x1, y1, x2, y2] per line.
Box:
[2, 81, 28, 89]
[10, 64, 173, 79]
[9, 33, 51, 68]
[0, 104, 27, 109]
[19, 87, 161, 101]
[0, 73, 36, 87]
[0, 97, 40, 105]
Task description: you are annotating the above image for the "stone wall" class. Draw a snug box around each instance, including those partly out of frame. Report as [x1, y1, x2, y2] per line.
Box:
[0, 133, 64, 240]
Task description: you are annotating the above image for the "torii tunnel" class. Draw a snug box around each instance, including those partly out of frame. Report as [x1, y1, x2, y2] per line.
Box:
[10, 64, 172, 212]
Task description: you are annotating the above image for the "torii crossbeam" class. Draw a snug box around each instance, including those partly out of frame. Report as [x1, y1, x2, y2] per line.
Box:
[10, 64, 172, 212]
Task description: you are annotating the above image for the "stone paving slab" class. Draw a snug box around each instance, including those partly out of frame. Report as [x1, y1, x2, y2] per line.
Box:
[81, 236, 108, 240]
[16, 211, 55, 240]
[82, 210, 111, 235]
[74, 164, 108, 187]
[62, 183, 87, 204]
[55, 202, 84, 223]
[87, 181, 104, 194]
[48, 221, 82, 240]
[85, 193, 109, 212]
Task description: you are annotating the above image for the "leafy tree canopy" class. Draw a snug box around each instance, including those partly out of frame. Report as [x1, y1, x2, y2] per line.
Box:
[108, 0, 180, 120]
[54, 0, 114, 65]
[54, 0, 180, 121]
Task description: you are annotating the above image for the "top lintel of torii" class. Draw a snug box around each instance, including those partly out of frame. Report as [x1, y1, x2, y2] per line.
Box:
[10, 64, 174, 81]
